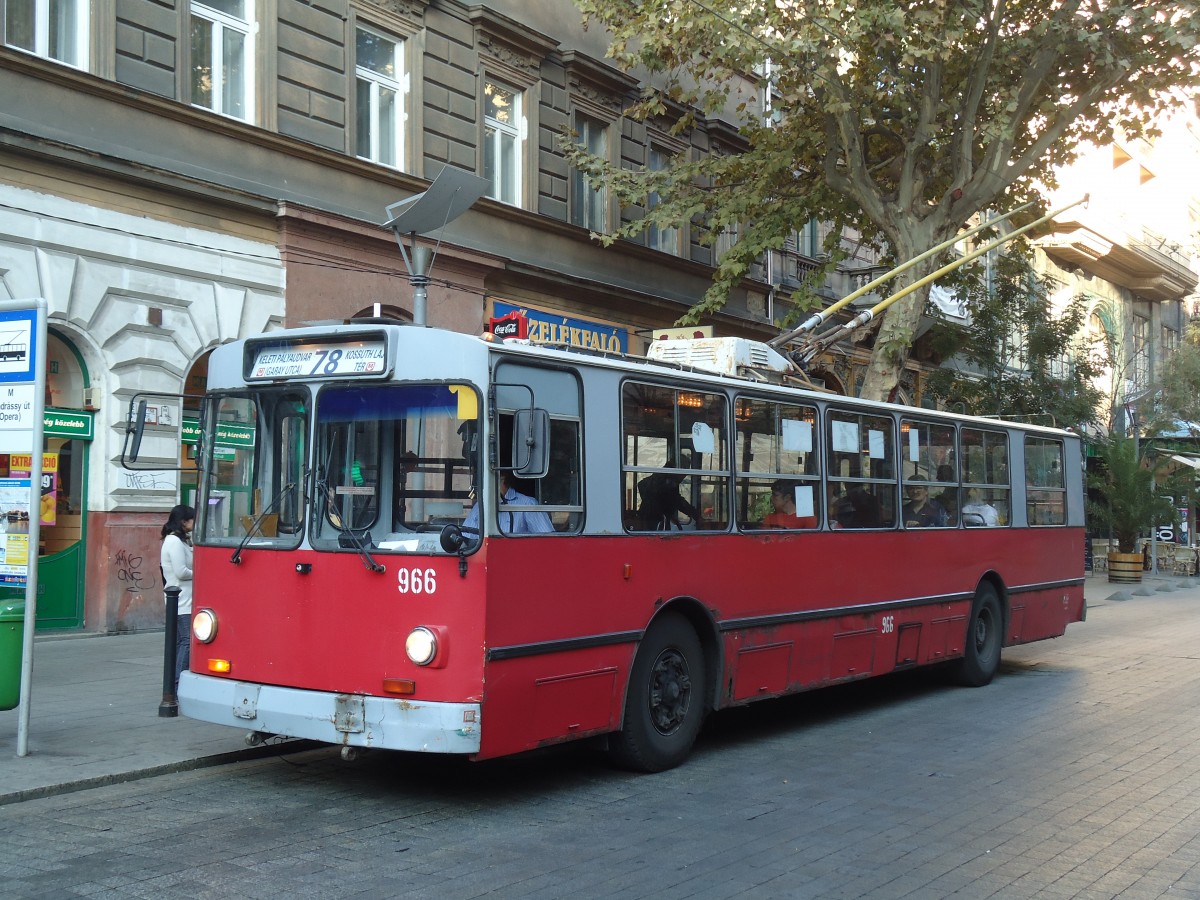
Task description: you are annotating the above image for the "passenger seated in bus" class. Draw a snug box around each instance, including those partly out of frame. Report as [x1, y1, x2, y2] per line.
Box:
[463, 473, 554, 535]
[961, 488, 1000, 527]
[635, 471, 703, 531]
[903, 476, 948, 528]
[829, 484, 851, 528]
[934, 464, 959, 524]
[844, 487, 883, 528]
[762, 479, 817, 529]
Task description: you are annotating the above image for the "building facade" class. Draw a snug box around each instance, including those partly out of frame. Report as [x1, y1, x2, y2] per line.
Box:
[1035, 100, 1200, 433]
[4, 0, 882, 631]
[13, 0, 1169, 630]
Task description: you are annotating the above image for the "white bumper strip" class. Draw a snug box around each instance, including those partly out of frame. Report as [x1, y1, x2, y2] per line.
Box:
[178, 672, 481, 754]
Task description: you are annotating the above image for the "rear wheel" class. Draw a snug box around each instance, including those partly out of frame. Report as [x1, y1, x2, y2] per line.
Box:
[951, 582, 1003, 687]
[609, 613, 706, 773]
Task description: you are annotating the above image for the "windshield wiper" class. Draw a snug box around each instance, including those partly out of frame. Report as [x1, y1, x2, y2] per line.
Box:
[318, 478, 386, 573]
[231, 482, 295, 565]
[334, 517, 386, 573]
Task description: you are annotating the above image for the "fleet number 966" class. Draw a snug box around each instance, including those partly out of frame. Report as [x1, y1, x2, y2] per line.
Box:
[397, 568, 436, 594]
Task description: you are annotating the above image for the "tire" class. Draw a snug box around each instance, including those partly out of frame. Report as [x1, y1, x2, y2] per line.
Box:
[951, 582, 1003, 687]
[609, 612, 707, 773]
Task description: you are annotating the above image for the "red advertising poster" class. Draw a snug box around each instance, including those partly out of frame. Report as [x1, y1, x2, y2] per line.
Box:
[9, 452, 58, 526]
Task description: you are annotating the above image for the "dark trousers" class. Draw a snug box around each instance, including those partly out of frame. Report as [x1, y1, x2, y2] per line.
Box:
[175, 614, 191, 690]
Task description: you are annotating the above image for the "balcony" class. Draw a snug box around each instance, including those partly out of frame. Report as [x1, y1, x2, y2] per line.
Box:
[1038, 219, 1197, 302]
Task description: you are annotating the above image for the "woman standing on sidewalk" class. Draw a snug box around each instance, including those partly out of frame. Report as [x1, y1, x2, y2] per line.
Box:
[160, 505, 195, 690]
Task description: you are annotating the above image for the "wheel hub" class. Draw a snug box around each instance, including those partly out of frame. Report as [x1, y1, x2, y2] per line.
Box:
[648, 649, 691, 735]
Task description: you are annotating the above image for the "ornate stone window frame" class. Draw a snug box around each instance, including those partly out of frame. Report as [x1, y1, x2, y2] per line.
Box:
[349, 0, 425, 171]
[562, 51, 635, 235]
[469, 5, 555, 211]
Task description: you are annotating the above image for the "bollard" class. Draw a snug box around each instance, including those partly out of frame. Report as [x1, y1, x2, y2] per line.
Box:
[159, 585, 180, 717]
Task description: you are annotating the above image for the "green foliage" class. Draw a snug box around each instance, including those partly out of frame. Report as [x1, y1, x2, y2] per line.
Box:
[567, 0, 1200, 394]
[749, 490, 773, 524]
[922, 249, 1104, 429]
[1141, 324, 1200, 438]
[1087, 433, 1180, 553]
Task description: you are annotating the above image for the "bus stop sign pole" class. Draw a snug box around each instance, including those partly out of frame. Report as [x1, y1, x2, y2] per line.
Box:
[0, 298, 49, 758]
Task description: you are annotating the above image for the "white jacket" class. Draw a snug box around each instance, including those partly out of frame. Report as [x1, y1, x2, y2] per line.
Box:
[160, 533, 194, 615]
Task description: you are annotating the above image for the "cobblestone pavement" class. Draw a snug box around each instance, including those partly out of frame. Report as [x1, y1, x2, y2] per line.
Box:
[1, 577, 1199, 898]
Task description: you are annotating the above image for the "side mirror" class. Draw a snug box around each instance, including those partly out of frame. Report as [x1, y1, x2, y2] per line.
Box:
[119, 389, 203, 471]
[511, 408, 550, 478]
[125, 399, 149, 464]
[439, 523, 465, 553]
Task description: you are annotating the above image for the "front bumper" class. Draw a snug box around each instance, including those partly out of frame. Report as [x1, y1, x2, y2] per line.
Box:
[178, 672, 481, 754]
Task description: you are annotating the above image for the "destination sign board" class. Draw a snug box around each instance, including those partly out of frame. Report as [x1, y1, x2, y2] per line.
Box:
[246, 337, 388, 381]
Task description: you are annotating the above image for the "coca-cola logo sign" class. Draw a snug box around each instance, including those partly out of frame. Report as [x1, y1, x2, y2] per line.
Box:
[489, 312, 528, 340]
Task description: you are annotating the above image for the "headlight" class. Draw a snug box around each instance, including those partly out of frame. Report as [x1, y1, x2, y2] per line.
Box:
[405, 626, 438, 666]
[193, 609, 218, 643]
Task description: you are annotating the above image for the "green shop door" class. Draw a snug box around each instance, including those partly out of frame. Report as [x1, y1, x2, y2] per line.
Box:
[0, 410, 94, 630]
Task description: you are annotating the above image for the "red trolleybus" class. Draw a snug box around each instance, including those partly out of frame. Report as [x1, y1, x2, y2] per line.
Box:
[171, 322, 1085, 771]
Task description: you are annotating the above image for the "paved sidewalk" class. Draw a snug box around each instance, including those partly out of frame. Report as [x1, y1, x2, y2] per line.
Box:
[0, 570, 1192, 806]
[0, 630, 304, 806]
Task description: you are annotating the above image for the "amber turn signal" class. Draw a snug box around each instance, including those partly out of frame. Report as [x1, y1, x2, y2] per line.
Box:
[207, 659, 232, 674]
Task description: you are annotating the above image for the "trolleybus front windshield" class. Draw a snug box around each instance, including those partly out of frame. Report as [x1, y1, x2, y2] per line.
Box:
[312, 383, 480, 555]
[197, 390, 307, 546]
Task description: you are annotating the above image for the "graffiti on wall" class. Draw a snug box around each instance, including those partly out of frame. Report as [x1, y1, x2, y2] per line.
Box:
[113, 542, 162, 632]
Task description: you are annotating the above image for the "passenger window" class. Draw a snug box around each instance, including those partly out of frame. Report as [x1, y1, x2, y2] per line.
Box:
[900, 420, 956, 528]
[1025, 437, 1065, 526]
[734, 397, 819, 530]
[622, 382, 730, 532]
[827, 410, 896, 528]
[963, 428, 1011, 526]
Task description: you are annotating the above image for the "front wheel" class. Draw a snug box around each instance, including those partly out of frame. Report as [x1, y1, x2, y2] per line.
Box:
[951, 583, 1003, 687]
[609, 613, 707, 773]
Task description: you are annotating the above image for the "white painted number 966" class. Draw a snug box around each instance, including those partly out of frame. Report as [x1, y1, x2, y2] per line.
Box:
[881, 615, 895, 634]
[397, 568, 436, 594]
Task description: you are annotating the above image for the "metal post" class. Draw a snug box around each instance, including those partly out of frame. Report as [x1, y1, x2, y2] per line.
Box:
[159, 585, 179, 717]
[410, 245, 432, 327]
[15, 297, 49, 758]
[383, 168, 488, 328]
[1151, 516, 1159, 575]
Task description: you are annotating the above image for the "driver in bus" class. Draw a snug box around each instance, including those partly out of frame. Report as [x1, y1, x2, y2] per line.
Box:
[463, 473, 554, 535]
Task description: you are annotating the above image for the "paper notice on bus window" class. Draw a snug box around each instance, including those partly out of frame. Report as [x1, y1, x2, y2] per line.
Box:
[868, 430, 885, 459]
[378, 539, 420, 551]
[795, 484, 815, 518]
[832, 421, 858, 453]
[691, 422, 715, 454]
[908, 428, 920, 462]
[782, 419, 812, 453]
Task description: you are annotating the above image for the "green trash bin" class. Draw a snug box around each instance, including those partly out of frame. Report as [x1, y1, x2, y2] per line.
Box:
[0, 600, 24, 711]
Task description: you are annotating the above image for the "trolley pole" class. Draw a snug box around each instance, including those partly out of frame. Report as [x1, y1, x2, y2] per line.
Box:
[159, 585, 180, 717]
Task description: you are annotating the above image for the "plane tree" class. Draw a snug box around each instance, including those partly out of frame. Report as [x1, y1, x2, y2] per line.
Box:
[567, 0, 1199, 400]
[921, 247, 1104, 430]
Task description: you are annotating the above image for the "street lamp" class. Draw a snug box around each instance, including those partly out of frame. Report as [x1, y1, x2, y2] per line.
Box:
[383, 166, 489, 326]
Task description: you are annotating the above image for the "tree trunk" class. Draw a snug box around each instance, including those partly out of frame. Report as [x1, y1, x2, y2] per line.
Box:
[858, 245, 941, 403]
[859, 291, 926, 402]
